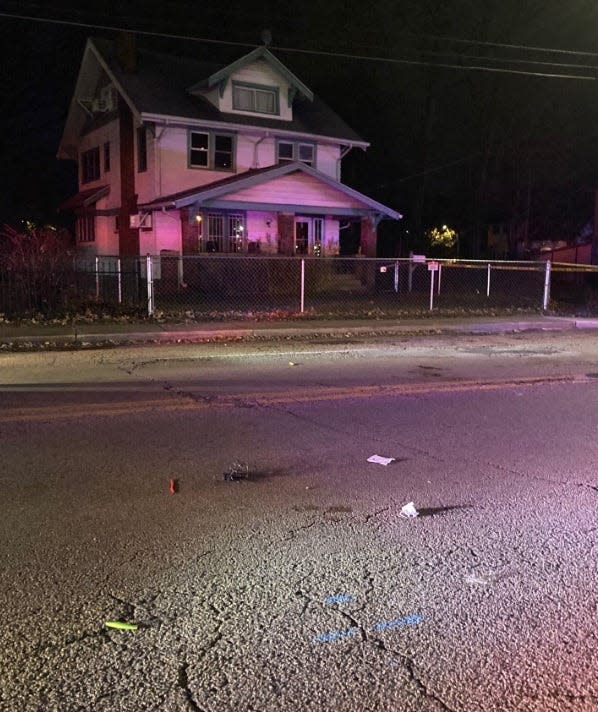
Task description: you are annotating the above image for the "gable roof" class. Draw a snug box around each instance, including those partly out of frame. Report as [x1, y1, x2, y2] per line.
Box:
[188, 46, 314, 102]
[139, 162, 402, 220]
[58, 37, 367, 158]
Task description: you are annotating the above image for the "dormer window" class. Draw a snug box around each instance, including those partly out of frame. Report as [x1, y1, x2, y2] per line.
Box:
[232, 82, 279, 115]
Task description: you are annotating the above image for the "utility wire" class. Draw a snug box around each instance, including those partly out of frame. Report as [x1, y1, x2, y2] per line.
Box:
[0, 10, 596, 81]
[421, 32, 598, 59]
[422, 49, 598, 72]
[4, 1, 598, 62]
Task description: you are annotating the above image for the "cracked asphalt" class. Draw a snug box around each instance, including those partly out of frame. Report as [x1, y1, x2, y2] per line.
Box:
[0, 331, 597, 711]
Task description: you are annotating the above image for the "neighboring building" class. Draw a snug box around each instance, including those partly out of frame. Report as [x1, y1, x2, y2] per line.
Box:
[58, 35, 401, 263]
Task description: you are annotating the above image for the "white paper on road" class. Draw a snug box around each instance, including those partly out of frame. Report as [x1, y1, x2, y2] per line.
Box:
[465, 573, 493, 585]
[367, 455, 395, 466]
[399, 501, 419, 518]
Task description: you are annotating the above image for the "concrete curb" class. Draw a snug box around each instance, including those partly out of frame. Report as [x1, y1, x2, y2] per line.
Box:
[1, 315, 596, 349]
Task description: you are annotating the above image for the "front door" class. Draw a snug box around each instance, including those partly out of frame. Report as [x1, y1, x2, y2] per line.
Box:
[295, 220, 309, 255]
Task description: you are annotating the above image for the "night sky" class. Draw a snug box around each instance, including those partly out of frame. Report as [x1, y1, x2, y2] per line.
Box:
[2, 1, 598, 256]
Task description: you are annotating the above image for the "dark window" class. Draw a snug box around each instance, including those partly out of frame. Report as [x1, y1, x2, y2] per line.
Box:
[278, 142, 294, 162]
[189, 131, 235, 171]
[104, 142, 110, 172]
[232, 82, 278, 115]
[81, 147, 100, 183]
[190, 132, 209, 167]
[137, 126, 147, 172]
[198, 212, 245, 253]
[214, 135, 233, 169]
[277, 141, 315, 167]
[298, 143, 315, 166]
[76, 215, 95, 242]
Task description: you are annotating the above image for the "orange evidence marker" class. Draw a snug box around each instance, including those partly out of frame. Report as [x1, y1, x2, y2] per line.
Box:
[169, 478, 177, 494]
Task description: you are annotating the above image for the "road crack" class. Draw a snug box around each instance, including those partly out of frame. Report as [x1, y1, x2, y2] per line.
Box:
[395, 650, 457, 712]
[177, 662, 204, 711]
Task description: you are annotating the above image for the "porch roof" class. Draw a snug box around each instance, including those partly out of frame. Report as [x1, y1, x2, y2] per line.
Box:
[139, 163, 402, 221]
[59, 185, 109, 211]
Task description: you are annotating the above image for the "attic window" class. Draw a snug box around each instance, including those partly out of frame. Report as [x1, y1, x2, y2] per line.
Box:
[232, 82, 278, 115]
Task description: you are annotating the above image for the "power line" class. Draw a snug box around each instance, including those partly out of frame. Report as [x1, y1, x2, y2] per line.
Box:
[422, 49, 598, 73]
[421, 32, 598, 59]
[0, 10, 596, 81]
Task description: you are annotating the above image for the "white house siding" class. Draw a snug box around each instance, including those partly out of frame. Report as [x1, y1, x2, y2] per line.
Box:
[152, 209, 182, 253]
[245, 210, 279, 253]
[223, 172, 367, 209]
[236, 134, 269, 172]
[325, 217, 340, 255]
[155, 126, 239, 197]
[134, 120, 156, 205]
[317, 144, 341, 180]
[94, 214, 119, 254]
[78, 119, 121, 209]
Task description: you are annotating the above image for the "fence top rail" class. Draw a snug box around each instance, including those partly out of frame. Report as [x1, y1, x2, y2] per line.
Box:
[71, 254, 598, 272]
[550, 263, 598, 272]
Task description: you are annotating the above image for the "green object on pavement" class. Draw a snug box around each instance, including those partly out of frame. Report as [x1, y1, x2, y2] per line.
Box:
[105, 620, 138, 631]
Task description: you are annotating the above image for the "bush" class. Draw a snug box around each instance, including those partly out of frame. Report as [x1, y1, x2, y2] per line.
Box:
[0, 223, 75, 316]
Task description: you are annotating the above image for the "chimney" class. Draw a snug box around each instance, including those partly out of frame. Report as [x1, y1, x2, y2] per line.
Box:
[116, 32, 137, 73]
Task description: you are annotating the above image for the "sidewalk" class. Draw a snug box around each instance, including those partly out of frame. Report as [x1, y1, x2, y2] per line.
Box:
[2, 314, 598, 349]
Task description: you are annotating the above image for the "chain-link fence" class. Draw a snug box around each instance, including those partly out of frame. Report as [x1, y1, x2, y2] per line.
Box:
[2, 255, 597, 320]
[92, 255, 597, 318]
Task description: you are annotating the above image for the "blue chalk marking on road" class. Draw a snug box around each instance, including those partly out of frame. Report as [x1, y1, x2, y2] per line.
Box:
[374, 614, 423, 632]
[315, 627, 359, 643]
[324, 593, 356, 605]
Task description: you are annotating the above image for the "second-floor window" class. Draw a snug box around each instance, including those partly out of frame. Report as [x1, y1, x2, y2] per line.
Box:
[189, 131, 235, 170]
[137, 127, 147, 172]
[232, 82, 278, 115]
[81, 147, 100, 183]
[104, 142, 110, 172]
[277, 141, 315, 167]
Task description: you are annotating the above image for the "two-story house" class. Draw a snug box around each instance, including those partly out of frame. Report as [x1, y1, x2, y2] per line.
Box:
[58, 35, 401, 263]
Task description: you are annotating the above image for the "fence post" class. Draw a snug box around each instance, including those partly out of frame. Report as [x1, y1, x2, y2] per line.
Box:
[300, 258, 305, 313]
[394, 260, 399, 293]
[117, 258, 122, 304]
[542, 260, 551, 310]
[146, 254, 154, 316]
[95, 256, 100, 300]
[487, 263, 491, 297]
[408, 252, 413, 292]
[429, 267, 435, 311]
[437, 262, 442, 294]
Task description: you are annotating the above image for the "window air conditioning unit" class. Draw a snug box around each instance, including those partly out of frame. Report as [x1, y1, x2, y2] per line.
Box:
[129, 212, 152, 229]
[92, 87, 115, 114]
[91, 98, 109, 113]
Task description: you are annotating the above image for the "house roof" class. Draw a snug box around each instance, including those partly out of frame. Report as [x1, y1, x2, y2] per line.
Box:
[58, 185, 109, 211]
[139, 162, 402, 220]
[188, 46, 314, 102]
[78, 38, 365, 145]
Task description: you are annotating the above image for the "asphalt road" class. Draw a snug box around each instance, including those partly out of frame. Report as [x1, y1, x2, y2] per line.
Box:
[0, 331, 597, 711]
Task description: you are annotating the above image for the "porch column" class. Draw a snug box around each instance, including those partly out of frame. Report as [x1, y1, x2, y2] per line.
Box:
[278, 212, 295, 255]
[360, 216, 377, 257]
[181, 207, 199, 255]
